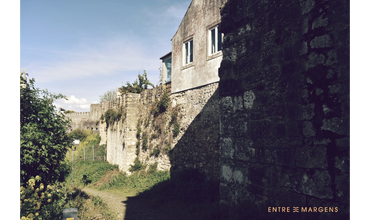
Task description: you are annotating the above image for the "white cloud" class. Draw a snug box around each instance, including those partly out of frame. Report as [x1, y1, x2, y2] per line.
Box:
[54, 95, 92, 112]
[63, 95, 87, 105]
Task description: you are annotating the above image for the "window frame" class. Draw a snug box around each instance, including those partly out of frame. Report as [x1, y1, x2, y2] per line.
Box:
[183, 38, 194, 66]
[208, 25, 223, 56]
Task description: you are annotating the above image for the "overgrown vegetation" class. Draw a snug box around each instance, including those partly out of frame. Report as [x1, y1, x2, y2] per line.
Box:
[142, 132, 148, 151]
[101, 106, 125, 127]
[119, 70, 154, 94]
[21, 175, 117, 220]
[66, 130, 105, 162]
[20, 72, 72, 186]
[128, 157, 146, 172]
[150, 145, 160, 157]
[99, 88, 117, 103]
[64, 110, 76, 114]
[151, 88, 170, 116]
[20, 73, 113, 219]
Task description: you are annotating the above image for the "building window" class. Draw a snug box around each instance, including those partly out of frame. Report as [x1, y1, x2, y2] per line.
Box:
[183, 39, 193, 65]
[209, 25, 223, 55]
[164, 57, 172, 82]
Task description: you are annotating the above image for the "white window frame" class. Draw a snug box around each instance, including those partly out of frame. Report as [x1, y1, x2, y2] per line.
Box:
[183, 38, 193, 66]
[209, 25, 223, 56]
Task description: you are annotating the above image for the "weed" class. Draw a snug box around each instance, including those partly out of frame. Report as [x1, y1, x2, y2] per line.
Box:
[136, 119, 141, 139]
[151, 88, 170, 116]
[150, 146, 160, 157]
[81, 173, 92, 187]
[101, 106, 124, 127]
[150, 133, 157, 140]
[173, 121, 180, 137]
[148, 162, 158, 174]
[166, 143, 172, 154]
[129, 158, 146, 172]
[142, 132, 148, 151]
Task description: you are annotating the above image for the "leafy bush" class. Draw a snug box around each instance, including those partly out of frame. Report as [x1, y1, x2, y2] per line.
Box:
[67, 129, 90, 142]
[20, 72, 72, 186]
[129, 158, 146, 172]
[101, 106, 124, 126]
[20, 176, 73, 219]
[151, 88, 170, 116]
[119, 70, 154, 94]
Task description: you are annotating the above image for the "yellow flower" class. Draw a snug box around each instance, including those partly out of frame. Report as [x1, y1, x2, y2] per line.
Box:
[48, 193, 52, 197]
[28, 179, 36, 186]
[40, 183, 44, 190]
[35, 212, 39, 216]
[47, 199, 51, 203]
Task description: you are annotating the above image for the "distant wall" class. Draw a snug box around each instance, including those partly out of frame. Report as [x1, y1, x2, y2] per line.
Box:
[66, 111, 100, 133]
[218, 0, 349, 218]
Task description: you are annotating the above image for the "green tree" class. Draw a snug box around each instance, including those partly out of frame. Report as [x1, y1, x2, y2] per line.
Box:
[20, 72, 72, 186]
[99, 89, 117, 102]
[67, 129, 90, 142]
[119, 70, 154, 94]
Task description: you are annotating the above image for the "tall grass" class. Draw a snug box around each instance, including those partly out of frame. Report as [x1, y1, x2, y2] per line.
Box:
[98, 169, 170, 194]
[64, 160, 118, 188]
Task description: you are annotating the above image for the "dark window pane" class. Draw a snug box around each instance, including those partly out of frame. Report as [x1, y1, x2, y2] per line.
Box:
[212, 28, 216, 54]
[218, 30, 222, 51]
[190, 40, 193, 63]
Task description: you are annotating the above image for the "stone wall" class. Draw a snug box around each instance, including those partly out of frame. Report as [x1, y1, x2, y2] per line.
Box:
[169, 83, 220, 179]
[67, 82, 220, 179]
[218, 0, 349, 218]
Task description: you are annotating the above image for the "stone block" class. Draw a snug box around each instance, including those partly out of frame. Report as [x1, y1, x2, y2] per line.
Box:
[310, 35, 333, 49]
[299, 170, 333, 199]
[321, 117, 348, 135]
[295, 144, 328, 169]
[220, 137, 234, 159]
[302, 121, 315, 137]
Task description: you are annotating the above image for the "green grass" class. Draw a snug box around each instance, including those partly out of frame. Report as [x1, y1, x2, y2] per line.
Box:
[99, 168, 170, 195]
[64, 160, 118, 188]
[63, 160, 223, 219]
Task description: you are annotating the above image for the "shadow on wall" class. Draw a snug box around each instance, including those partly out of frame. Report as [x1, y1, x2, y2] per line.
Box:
[169, 87, 220, 180]
[122, 88, 222, 219]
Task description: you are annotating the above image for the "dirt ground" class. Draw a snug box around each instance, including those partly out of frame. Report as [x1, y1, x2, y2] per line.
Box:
[82, 188, 127, 220]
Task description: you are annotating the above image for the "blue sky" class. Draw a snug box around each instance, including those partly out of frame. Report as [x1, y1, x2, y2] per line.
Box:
[20, 0, 192, 112]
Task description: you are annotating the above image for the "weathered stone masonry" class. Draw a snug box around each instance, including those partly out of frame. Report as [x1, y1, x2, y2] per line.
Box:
[218, 0, 349, 218]
[66, 82, 220, 180]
